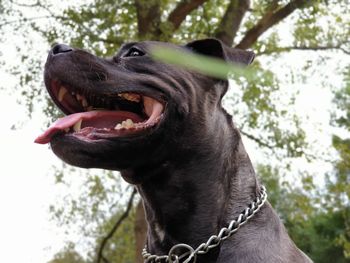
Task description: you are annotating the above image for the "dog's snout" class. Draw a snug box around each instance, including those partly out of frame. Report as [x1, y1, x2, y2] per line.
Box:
[52, 44, 73, 55]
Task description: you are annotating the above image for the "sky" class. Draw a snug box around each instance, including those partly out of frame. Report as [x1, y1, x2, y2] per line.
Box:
[0, 89, 67, 261]
[0, 1, 349, 263]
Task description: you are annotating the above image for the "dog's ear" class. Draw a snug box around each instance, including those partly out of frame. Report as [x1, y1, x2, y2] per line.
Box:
[185, 38, 255, 66]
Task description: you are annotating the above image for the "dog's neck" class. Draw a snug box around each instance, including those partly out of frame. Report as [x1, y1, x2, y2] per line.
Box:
[122, 118, 261, 261]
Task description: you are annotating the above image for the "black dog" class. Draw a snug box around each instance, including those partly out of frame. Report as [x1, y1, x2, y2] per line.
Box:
[36, 39, 312, 262]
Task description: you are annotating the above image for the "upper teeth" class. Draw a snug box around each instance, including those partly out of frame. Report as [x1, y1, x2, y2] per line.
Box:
[76, 94, 88, 107]
[58, 86, 142, 109]
[58, 86, 68, 102]
[76, 94, 84, 102]
[118, 93, 141, 102]
[58, 86, 91, 109]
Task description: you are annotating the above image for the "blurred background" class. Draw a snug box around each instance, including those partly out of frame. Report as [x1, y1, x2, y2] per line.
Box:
[0, 0, 349, 262]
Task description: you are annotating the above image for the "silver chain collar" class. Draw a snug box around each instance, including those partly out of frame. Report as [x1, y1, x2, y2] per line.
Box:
[142, 186, 267, 263]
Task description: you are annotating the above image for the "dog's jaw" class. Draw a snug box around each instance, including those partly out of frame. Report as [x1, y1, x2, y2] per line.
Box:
[35, 42, 189, 170]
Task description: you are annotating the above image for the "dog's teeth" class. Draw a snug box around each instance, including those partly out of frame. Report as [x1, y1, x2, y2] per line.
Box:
[124, 118, 134, 128]
[118, 93, 126, 100]
[75, 94, 89, 108]
[64, 128, 70, 132]
[73, 119, 82, 132]
[58, 87, 68, 102]
[82, 97, 88, 107]
[114, 123, 123, 130]
[115, 119, 135, 130]
[118, 93, 141, 102]
[127, 94, 140, 102]
[121, 119, 133, 129]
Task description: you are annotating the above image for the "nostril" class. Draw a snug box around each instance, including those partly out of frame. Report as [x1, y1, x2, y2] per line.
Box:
[52, 44, 73, 55]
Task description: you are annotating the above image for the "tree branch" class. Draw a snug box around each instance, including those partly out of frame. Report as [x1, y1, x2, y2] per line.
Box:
[215, 0, 251, 46]
[101, 255, 110, 263]
[236, 0, 308, 49]
[257, 45, 350, 56]
[9, 0, 41, 8]
[135, 0, 162, 39]
[96, 188, 137, 263]
[135, 201, 147, 263]
[167, 0, 209, 31]
[240, 130, 275, 150]
[0, 15, 52, 28]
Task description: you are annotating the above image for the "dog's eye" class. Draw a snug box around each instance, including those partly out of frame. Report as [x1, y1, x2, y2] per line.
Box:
[125, 48, 145, 57]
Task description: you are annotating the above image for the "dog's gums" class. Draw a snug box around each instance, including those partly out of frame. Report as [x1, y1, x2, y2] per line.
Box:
[35, 80, 165, 144]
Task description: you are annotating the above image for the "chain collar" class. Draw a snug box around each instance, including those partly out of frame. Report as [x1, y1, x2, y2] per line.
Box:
[142, 186, 267, 263]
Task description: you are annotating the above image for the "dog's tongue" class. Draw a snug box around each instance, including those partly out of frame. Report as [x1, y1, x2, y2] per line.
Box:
[34, 96, 164, 144]
[34, 111, 140, 144]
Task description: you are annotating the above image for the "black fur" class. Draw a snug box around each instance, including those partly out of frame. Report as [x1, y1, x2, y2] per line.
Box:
[44, 39, 312, 262]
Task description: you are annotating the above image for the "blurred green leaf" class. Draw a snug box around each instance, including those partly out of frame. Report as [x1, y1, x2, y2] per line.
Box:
[151, 46, 256, 80]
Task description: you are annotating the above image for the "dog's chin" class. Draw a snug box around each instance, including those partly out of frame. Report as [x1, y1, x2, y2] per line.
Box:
[50, 131, 167, 171]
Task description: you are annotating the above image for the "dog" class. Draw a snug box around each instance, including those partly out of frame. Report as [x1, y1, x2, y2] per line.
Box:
[35, 38, 312, 262]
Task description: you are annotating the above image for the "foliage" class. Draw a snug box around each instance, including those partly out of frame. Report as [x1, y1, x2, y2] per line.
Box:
[49, 206, 137, 263]
[48, 243, 87, 263]
[94, 207, 136, 263]
[326, 66, 350, 259]
[259, 164, 350, 262]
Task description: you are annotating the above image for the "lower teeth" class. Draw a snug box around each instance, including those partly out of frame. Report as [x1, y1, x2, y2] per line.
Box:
[114, 119, 135, 130]
[69, 119, 140, 132]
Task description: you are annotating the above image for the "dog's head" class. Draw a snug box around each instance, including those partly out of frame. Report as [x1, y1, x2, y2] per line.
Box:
[35, 39, 254, 173]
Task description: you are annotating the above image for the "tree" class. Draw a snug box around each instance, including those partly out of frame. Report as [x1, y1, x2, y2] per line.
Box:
[326, 65, 350, 259]
[1, 0, 349, 262]
[259, 162, 350, 262]
[48, 243, 87, 263]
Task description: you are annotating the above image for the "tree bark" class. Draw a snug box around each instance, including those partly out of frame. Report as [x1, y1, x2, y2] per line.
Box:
[215, 0, 250, 46]
[167, 0, 209, 31]
[135, 200, 147, 263]
[236, 0, 308, 49]
[257, 44, 350, 56]
[135, 0, 162, 39]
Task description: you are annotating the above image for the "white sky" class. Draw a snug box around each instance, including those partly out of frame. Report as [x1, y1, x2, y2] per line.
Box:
[0, 91, 66, 262]
[0, 2, 349, 263]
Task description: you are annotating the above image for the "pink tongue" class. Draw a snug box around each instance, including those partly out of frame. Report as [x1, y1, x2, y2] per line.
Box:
[34, 111, 143, 144]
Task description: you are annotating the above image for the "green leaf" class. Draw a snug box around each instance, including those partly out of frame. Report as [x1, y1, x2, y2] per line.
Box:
[150, 46, 258, 80]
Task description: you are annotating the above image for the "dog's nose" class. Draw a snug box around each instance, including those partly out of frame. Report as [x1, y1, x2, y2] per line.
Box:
[52, 44, 73, 55]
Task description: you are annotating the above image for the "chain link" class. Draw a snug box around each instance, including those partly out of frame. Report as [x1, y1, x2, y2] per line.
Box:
[143, 186, 267, 263]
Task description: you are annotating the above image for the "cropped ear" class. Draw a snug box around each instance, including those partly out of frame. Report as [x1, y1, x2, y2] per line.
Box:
[185, 38, 255, 66]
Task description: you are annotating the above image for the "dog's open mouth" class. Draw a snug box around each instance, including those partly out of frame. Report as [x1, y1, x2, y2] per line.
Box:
[35, 80, 165, 144]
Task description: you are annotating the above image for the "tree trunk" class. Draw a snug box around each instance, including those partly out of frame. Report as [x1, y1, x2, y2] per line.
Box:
[236, 0, 308, 49]
[215, 0, 250, 46]
[135, 200, 147, 263]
